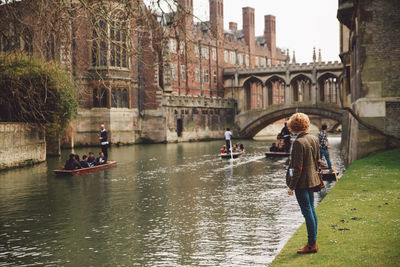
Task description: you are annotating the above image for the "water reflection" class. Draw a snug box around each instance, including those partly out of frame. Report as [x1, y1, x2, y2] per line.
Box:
[0, 137, 344, 266]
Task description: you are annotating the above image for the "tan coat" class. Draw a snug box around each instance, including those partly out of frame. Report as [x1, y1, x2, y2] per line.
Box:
[288, 133, 321, 190]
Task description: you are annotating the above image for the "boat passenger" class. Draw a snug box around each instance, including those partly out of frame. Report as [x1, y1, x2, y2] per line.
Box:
[87, 152, 96, 166]
[239, 143, 244, 151]
[80, 155, 90, 168]
[64, 154, 82, 170]
[220, 146, 227, 154]
[270, 143, 280, 152]
[75, 154, 80, 163]
[280, 122, 292, 152]
[278, 141, 285, 152]
[96, 152, 106, 165]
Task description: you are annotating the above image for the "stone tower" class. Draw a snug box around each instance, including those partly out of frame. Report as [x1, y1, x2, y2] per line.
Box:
[177, 0, 194, 31]
[210, 0, 224, 38]
[242, 7, 255, 53]
[264, 15, 276, 62]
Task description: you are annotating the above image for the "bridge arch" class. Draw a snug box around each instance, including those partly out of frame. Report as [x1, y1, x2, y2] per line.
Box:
[237, 106, 343, 138]
[290, 74, 312, 103]
[318, 72, 339, 104]
[239, 75, 265, 88]
[243, 76, 264, 110]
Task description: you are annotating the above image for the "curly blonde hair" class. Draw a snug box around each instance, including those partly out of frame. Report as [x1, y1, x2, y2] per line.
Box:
[288, 113, 310, 133]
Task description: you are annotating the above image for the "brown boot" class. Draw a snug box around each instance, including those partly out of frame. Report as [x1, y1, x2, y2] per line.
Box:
[297, 242, 318, 254]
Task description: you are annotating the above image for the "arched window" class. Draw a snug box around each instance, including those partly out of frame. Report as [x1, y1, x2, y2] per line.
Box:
[92, 19, 107, 67]
[116, 89, 122, 107]
[111, 89, 117, 108]
[122, 89, 128, 108]
[93, 88, 108, 108]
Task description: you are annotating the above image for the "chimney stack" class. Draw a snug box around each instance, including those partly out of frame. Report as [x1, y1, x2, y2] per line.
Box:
[264, 15, 276, 63]
[242, 7, 255, 53]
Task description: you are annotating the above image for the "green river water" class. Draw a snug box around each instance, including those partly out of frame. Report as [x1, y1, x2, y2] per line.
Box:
[0, 138, 344, 266]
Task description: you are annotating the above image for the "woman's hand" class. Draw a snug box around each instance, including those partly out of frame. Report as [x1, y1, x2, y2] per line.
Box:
[288, 189, 294, 196]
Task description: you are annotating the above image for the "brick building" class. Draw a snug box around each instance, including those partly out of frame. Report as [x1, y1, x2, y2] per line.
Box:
[0, 0, 287, 147]
[162, 0, 286, 102]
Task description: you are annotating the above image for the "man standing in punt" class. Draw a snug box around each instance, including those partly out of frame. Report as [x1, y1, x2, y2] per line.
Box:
[99, 123, 109, 162]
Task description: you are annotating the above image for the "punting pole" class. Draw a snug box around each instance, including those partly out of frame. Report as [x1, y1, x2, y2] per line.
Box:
[328, 146, 339, 181]
[230, 139, 233, 160]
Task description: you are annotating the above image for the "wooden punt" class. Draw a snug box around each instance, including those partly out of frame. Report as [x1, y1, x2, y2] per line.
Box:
[220, 152, 244, 159]
[265, 151, 290, 158]
[54, 161, 117, 176]
[320, 169, 339, 181]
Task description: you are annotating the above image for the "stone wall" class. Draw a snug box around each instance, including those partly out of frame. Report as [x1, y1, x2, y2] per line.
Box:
[163, 95, 236, 142]
[338, 0, 400, 165]
[68, 108, 140, 147]
[0, 123, 46, 170]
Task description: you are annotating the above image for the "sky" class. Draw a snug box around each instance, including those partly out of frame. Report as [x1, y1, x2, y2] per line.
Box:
[192, 0, 340, 63]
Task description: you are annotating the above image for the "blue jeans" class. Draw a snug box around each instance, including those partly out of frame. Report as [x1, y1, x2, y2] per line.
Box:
[320, 148, 332, 169]
[295, 188, 318, 245]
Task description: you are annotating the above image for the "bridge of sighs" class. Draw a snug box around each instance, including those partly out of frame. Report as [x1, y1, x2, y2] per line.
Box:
[223, 61, 344, 137]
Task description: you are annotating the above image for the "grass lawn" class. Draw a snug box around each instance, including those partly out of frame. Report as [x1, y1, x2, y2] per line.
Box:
[270, 148, 400, 267]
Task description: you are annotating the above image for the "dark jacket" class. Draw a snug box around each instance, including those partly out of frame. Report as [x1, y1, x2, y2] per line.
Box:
[64, 159, 82, 170]
[80, 161, 90, 168]
[100, 130, 108, 145]
[287, 133, 321, 190]
[96, 157, 106, 165]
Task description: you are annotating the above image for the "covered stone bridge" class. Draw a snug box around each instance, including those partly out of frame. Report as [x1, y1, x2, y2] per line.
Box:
[223, 61, 344, 137]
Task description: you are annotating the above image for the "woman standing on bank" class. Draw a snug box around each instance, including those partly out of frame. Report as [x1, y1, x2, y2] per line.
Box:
[287, 113, 321, 254]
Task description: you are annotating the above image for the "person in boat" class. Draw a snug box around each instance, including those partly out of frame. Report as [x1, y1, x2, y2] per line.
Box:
[96, 152, 106, 165]
[278, 140, 285, 152]
[318, 124, 332, 171]
[80, 155, 90, 168]
[64, 154, 82, 170]
[224, 128, 233, 153]
[280, 122, 292, 152]
[270, 142, 279, 152]
[99, 123, 109, 162]
[220, 146, 227, 154]
[239, 143, 244, 151]
[286, 112, 321, 254]
[87, 152, 96, 166]
[236, 144, 241, 152]
[75, 154, 80, 164]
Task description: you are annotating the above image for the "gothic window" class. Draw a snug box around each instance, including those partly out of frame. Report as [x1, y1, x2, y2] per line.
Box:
[213, 71, 217, 84]
[245, 55, 249, 66]
[230, 51, 235, 64]
[110, 21, 128, 68]
[169, 39, 176, 53]
[224, 50, 228, 63]
[202, 46, 209, 59]
[194, 44, 199, 57]
[238, 54, 243, 65]
[195, 68, 200, 83]
[122, 89, 128, 108]
[181, 65, 186, 81]
[111, 89, 117, 108]
[92, 19, 107, 67]
[203, 69, 209, 83]
[93, 88, 108, 108]
[171, 64, 177, 80]
[255, 56, 259, 67]
[212, 47, 216, 61]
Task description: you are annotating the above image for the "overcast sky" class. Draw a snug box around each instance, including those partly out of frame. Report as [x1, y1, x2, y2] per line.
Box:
[192, 0, 340, 63]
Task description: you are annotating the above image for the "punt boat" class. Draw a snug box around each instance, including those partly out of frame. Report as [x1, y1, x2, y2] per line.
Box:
[54, 161, 117, 176]
[220, 152, 244, 159]
[320, 169, 339, 181]
[265, 151, 290, 158]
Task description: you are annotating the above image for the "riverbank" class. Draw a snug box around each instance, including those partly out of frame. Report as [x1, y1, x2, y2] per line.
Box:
[270, 148, 400, 267]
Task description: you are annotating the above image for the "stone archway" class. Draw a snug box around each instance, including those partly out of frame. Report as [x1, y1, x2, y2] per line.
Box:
[290, 74, 312, 103]
[318, 73, 339, 104]
[266, 76, 286, 106]
[237, 106, 343, 138]
[243, 76, 264, 110]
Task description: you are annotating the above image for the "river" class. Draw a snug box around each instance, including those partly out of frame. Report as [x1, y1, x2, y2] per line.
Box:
[0, 137, 344, 266]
